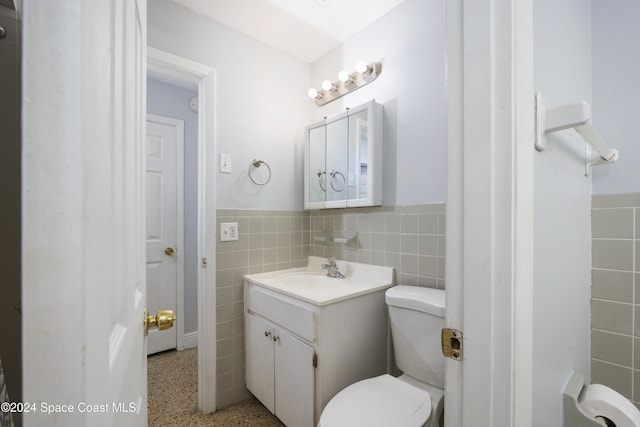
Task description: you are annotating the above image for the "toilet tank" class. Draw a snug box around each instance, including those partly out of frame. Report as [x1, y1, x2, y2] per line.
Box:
[385, 286, 446, 388]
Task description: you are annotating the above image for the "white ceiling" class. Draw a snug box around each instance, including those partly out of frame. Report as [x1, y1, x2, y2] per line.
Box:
[169, 0, 406, 63]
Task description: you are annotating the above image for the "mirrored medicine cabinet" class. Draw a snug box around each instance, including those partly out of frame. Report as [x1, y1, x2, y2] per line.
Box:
[304, 99, 383, 209]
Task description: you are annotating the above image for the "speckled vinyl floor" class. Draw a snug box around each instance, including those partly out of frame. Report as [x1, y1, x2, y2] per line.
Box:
[148, 348, 284, 426]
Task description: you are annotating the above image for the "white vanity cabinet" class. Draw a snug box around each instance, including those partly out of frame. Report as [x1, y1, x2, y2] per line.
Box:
[246, 313, 315, 427]
[244, 278, 390, 426]
[304, 99, 383, 209]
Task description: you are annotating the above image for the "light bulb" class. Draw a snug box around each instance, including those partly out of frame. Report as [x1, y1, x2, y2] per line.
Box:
[338, 70, 350, 82]
[356, 61, 369, 73]
[321, 80, 334, 91]
[308, 88, 319, 99]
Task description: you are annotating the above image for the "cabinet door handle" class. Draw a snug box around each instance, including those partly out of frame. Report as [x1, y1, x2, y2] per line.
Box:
[264, 331, 272, 338]
[273, 335, 280, 342]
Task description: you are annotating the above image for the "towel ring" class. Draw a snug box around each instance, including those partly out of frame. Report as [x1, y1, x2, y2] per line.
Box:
[317, 170, 326, 192]
[329, 170, 345, 192]
[248, 158, 271, 185]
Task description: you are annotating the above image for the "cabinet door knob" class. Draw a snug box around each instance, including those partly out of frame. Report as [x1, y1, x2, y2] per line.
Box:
[264, 331, 272, 337]
[273, 335, 280, 342]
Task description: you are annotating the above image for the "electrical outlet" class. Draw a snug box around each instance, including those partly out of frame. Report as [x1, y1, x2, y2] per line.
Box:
[220, 153, 232, 174]
[220, 222, 238, 241]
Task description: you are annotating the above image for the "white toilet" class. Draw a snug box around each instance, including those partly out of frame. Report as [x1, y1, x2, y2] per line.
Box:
[318, 285, 446, 427]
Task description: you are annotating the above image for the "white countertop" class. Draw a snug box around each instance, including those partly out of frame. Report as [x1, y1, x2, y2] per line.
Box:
[244, 256, 394, 306]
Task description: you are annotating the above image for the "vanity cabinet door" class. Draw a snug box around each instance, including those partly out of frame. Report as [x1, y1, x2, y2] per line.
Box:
[274, 328, 315, 427]
[245, 313, 276, 414]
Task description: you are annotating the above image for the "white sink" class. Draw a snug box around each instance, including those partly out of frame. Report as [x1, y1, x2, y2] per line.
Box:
[278, 275, 342, 289]
[244, 256, 395, 306]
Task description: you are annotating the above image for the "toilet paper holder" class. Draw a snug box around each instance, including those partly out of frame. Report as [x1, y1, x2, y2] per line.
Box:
[564, 372, 612, 427]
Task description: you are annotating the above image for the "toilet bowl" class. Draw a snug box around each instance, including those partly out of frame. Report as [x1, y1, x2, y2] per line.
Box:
[318, 286, 446, 427]
[318, 374, 444, 427]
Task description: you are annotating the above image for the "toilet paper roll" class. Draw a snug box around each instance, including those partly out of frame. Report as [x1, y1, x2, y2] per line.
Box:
[579, 384, 640, 427]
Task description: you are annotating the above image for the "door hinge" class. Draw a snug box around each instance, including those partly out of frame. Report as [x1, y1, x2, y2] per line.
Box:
[313, 353, 318, 368]
[441, 327, 463, 361]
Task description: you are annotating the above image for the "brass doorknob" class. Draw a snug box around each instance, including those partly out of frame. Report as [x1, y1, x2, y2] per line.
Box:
[144, 309, 176, 336]
[165, 247, 174, 256]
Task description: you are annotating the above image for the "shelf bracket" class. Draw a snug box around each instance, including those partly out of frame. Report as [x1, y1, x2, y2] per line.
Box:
[534, 93, 619, 176]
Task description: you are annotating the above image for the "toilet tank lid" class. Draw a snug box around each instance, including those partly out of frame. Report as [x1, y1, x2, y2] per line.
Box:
[385, 286, 445, 317]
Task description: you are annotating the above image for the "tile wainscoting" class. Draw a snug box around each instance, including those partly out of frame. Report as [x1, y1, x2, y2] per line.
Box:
[309, 204, 446, 289]
[591, 193, 640, 405]
[215, 209, 310, 408]
[215, 203, 446, 408]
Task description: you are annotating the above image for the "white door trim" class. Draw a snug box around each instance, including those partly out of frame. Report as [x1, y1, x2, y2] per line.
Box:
[146, 113, 185, 353]
[147, 47, 218, 413]
[444, 1, 464, 425]
[445, 0, 534, 426]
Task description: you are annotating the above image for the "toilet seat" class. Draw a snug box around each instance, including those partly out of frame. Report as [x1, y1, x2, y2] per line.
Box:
[319, 374, 432, 427]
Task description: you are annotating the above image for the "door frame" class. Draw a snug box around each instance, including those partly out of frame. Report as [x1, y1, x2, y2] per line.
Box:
[146, 113, 185, 353]
[147, 47, 218, 413]
[445, 0, 534, 426]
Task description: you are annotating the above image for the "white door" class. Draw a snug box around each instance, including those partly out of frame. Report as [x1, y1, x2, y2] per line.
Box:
[22, 1, 150, 425]
[146, 115, 184, 355]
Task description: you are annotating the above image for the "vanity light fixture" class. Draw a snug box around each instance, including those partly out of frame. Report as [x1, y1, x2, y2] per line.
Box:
[322, 80, 337, 92]
[355, 60, 369, 73]
[308, 60, 382, 106]
[338, 70, 353, 84]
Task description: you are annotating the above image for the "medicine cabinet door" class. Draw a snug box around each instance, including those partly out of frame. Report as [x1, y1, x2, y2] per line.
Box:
[347, 100, 383, 207]
[306, 124, 327, 209]
[347, 108, 370, 201]
[324, 113, 349, 208]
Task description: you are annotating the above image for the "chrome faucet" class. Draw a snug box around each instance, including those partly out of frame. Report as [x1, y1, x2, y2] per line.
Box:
[321, 257, 345, 279]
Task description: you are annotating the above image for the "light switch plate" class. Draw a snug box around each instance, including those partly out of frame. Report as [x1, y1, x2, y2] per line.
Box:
[220, 153, 232, 173]
[220, 222, 238, 241]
